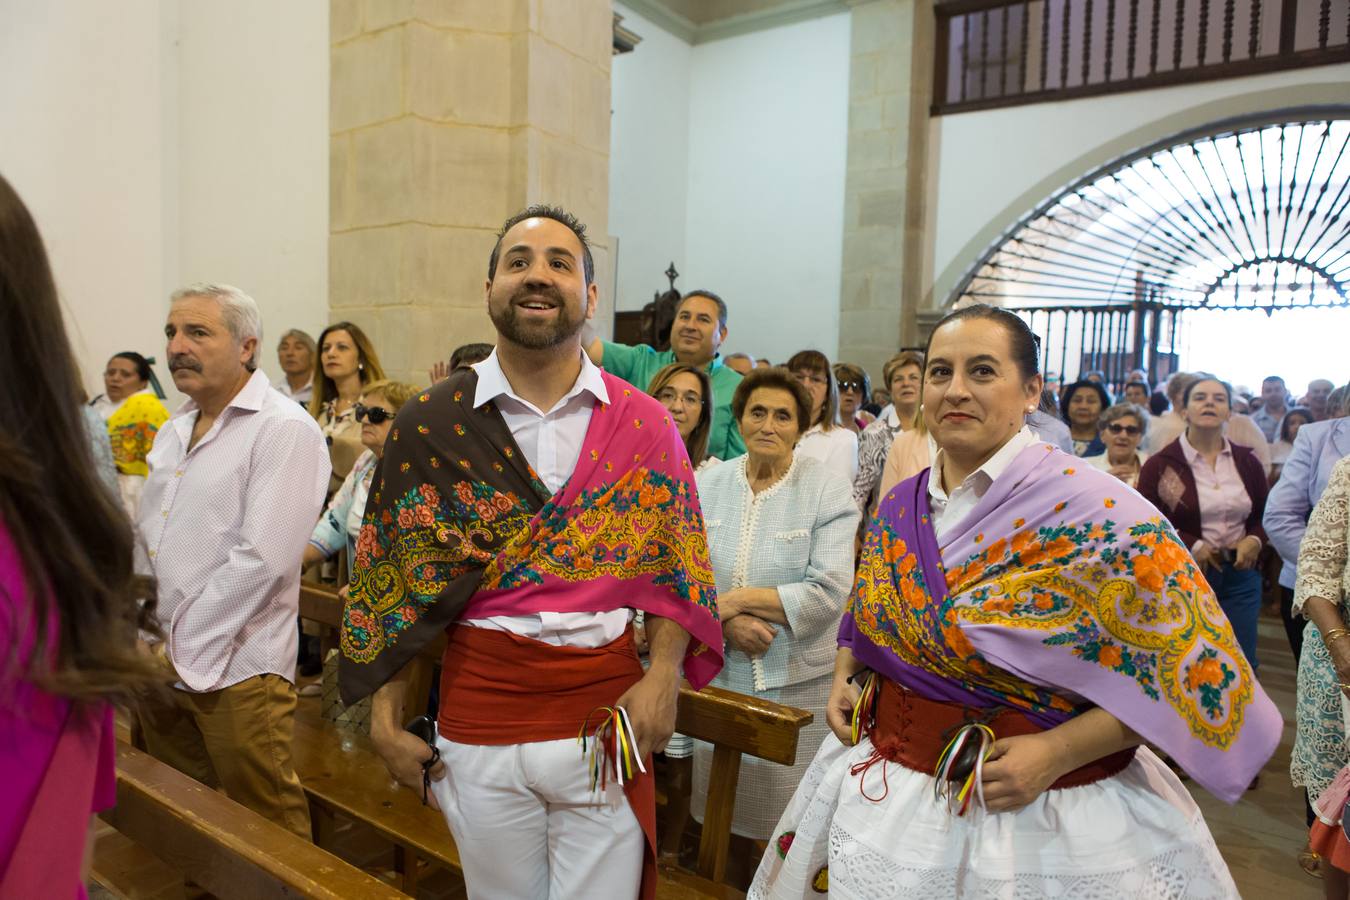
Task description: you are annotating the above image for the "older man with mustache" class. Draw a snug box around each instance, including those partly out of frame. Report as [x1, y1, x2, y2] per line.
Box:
[134, 283, 329, 838]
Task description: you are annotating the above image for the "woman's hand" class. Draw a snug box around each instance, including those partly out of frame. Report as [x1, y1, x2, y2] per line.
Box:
[825, 668, 862, 746]
[717, 587, 748, 620]
[723, 615, 776, 655]
[978, 732, 1066, 812]
[1191, 541, 1221, 570]
[1233, 535, 1261, 570]
[1327, 638, 1350, 696]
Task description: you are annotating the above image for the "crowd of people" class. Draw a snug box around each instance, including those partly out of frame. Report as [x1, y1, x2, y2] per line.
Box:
[7, 176, 1350, 899]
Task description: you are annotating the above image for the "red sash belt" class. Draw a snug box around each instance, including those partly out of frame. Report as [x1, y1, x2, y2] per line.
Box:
[437, 624, 657, 900]
[870, 679, 1136, 790]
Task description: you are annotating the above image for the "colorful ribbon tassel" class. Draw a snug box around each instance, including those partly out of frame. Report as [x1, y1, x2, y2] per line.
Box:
[933, 723, 996, 816]
[578, 705, 646, 792]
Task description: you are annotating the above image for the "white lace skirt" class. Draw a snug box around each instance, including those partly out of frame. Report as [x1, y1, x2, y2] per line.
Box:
[749, 735, 1237, 899]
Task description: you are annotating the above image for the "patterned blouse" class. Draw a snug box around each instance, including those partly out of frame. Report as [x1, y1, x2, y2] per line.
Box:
[852, 409, 905, 514]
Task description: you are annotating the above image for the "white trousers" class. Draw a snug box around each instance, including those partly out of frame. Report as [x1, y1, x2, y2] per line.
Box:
[432, 735, 644, 900]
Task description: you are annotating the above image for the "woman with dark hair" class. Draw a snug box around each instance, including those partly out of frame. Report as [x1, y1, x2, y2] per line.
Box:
[754, 305, 1276, 898]
[647, 363, 714, 467]
[692, 367, 859, 862]
[89, 351, 169, 517]
[786, 350, 858, 481]
[309, 321, 386, 492]
[0, 173, 161, 895]
[832, 362, 874, 434]
[1271, 406, 1314, 483]
[1138, 376, 1269, 670]
[1060, 379, 1112, 457]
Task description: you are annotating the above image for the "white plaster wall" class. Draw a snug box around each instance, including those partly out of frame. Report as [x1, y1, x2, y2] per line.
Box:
[931, 63, 1350, 308]
[0, 0, 328, 408]
[175, 0, 331, 387]
[610, 2, 692, 311]
[683, 14, 851, 362]
[0, 1, 171, 396]
[608, 9, 852, 360]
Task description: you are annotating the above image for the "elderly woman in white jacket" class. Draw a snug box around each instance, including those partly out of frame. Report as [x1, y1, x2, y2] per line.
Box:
[691, 366, 860, 852]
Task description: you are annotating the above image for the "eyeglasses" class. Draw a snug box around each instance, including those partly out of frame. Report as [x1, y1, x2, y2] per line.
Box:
[354, 403, 393, 425]
[1105, 423, 1141, 435]
[838, 381, 863, 393]
[655, 388, 704, 408]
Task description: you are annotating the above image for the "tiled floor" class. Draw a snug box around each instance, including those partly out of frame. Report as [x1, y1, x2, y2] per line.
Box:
[1193, 612, 1323, 899]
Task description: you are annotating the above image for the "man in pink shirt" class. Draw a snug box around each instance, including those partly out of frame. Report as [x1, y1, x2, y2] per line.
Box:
[136, 283, 330, 838]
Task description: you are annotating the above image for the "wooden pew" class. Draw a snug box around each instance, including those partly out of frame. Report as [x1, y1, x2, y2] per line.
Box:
[99, 742, 407, 900]
[298, 584, 813, 894]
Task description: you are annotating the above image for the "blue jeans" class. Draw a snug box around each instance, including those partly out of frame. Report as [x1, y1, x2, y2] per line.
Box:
[1203, 562, 1262, 669]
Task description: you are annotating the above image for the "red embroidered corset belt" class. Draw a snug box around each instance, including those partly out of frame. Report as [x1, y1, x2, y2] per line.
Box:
[869, 678, 1136, 790]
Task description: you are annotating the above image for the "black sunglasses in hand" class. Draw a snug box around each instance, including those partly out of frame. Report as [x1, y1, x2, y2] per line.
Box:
[354, 403, 393, 425]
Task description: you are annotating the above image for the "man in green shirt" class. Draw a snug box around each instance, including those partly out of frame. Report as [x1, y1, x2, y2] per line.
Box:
[585, 290, 746, 460]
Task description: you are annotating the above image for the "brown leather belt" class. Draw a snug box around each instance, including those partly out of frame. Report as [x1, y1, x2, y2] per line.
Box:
[868, 678, 1135, 790]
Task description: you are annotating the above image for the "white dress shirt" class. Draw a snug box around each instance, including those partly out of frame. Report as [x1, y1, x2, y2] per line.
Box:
[137, 369, 330, 692]
[796, 423, 859, 482]
[462, 350, 630, 647]
[275, 375, 313, 405]
[928, 426, 1039, 543]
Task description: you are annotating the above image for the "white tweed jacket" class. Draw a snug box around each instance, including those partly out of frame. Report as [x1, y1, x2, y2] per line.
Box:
[695, 453, 859, 693]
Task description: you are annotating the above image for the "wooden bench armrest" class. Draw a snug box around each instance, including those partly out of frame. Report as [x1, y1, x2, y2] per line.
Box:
[105, 742, 406, 899]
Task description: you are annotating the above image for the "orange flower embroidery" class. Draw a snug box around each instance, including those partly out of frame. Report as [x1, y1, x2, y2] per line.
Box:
[1013, 518, 1025, 528]
[1185, 655, 1227, 691]
[418, 424, 430, 434]
[1131, 554, 1166, 594]
[1104, 498, 1116, 508]
[633, 419, 644, 429]
[1054, 501, 1068, 512]
[590, 450, 600, 461]
[422, 393, 433, 403]
[1098, 644, 1123, 668]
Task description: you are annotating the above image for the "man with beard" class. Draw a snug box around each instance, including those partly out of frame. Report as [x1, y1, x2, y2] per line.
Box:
[135, 284, 329, 837]
[340, 206, 724, 899]
[585, 289, 746, 461]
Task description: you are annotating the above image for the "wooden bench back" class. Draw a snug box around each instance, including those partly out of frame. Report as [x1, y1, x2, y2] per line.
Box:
[104, 742, 407, 899]
[300, 583, 814, 884]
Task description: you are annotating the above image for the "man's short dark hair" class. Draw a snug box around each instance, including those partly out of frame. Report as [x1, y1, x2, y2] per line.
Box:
[1263, 375, 1285, 386]
[450, 342, 494, 371]
[677, 290, 727, 329]
[487, 205, 594, 286]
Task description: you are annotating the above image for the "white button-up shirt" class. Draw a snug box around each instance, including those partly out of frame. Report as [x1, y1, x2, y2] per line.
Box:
[137, 369, 330, 692]
[462, 349, 630, 647]
[928, 426, 1039, 543]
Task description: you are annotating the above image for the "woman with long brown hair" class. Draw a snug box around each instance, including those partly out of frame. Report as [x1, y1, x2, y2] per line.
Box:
[0, 173, 160, 895]
[308, 321, 385, 491]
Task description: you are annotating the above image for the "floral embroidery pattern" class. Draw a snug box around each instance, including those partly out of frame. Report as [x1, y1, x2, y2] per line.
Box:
[342, 480, 533, 663]
[480, 468, 717, 618]
[850, 509, 1253, 746]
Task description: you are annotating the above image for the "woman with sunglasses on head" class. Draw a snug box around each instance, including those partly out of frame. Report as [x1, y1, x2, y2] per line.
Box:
[303, 380, 420, 579]
[787, 350, 858, 482]
[1084, 403, 1149, 488]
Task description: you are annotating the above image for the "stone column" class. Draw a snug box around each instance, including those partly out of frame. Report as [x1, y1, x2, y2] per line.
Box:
[329, 0, 613, 382]
[836, 0, 935, 377]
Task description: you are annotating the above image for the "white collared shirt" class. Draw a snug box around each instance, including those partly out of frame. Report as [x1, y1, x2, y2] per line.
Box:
[463, 349, 630, 647]
[275, 375, 313, 405]
[137, 369, 331, 692]
[928, 426, 1038, 543]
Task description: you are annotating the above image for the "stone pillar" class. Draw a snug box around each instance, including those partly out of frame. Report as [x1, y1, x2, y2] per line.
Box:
[329, 0, 613, 382]
[837, 0, 935, 377]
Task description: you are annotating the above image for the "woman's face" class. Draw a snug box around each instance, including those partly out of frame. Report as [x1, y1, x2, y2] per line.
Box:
[836, 374, 863, 417]
[739, 387, 802, 467]
[103, 356, 146, 402]
[923, 318, 1041, 464]
[1102, 414, 1143, 456]
[1286, 412, 1311, 442]
[793, 368, 828, 421]
[655, 371, 704, 442]
[1067, 387, 1104, 428]
[358, 391, 395, 457]
[889, 364, 922, 409]
[321, 329, 361, 382]
[1183, 379, 1231, 429]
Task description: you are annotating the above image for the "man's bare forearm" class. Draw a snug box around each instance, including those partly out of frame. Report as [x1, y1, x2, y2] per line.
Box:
[370, 663, 412, 742]
[644, 615, 689, 683]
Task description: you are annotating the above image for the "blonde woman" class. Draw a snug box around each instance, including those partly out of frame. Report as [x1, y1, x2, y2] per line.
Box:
[309, 321, 385, 492]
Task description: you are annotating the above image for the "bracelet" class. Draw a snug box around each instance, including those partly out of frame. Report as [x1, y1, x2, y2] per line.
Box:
[1324, 628, 1350, 644]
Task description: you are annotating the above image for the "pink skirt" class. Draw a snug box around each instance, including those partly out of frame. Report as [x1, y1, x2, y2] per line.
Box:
[1311, 765, 1350, 871]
